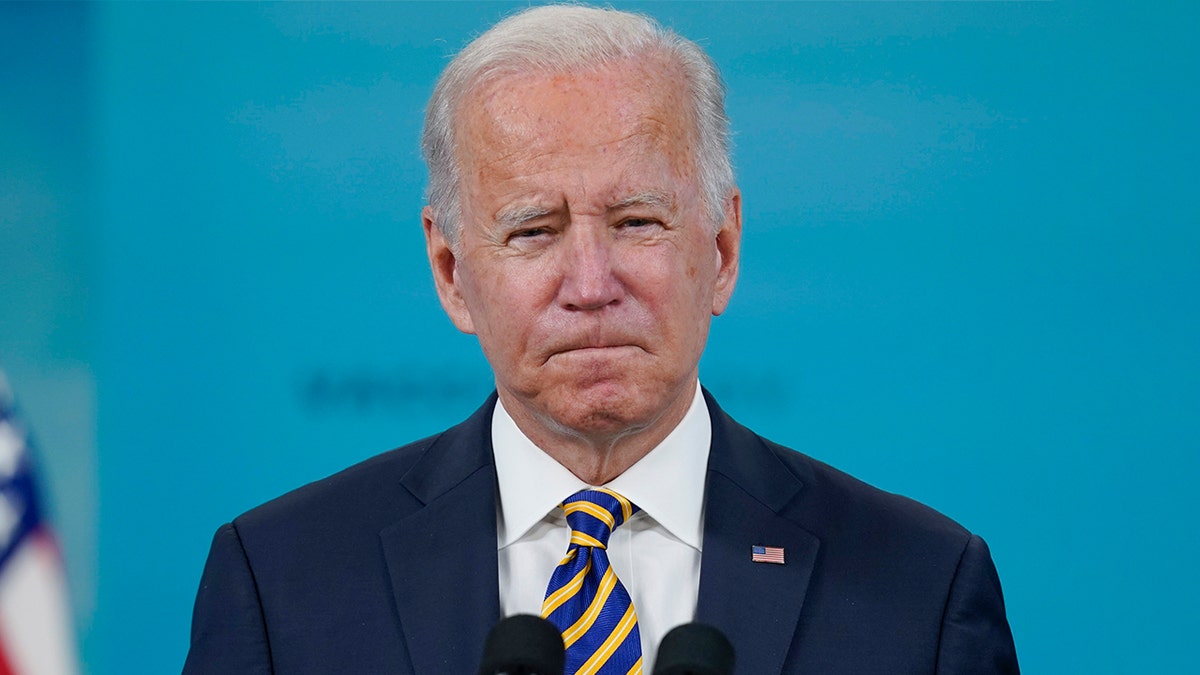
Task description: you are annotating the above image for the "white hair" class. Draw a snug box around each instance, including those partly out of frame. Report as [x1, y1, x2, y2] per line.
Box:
[421, 4, 735, 245]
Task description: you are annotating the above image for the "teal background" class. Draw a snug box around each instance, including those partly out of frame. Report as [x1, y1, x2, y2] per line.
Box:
[2, 1, 1197, 672]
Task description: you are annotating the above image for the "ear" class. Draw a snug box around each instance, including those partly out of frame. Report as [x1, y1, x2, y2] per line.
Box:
[711, 189, 742, 316]
[423, 206, 477, 335]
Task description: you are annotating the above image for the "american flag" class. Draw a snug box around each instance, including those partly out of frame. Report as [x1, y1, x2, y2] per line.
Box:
[751, 545, 785, 565]
[0, 374, 79, 675]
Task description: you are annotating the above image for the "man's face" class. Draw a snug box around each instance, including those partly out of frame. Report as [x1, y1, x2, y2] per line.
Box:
[425, 56, 740, 444]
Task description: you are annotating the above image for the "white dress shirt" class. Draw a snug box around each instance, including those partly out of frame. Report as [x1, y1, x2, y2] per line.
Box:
[494, 383, 711, 674]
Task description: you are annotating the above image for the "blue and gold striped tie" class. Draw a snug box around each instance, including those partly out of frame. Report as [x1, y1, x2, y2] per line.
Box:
[541, 488, 643, 675]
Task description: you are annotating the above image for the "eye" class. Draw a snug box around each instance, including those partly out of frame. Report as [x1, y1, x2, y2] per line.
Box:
[505, 226, 556, 250]
[510, 227, 551, 240]
[619, 217, 660, 229]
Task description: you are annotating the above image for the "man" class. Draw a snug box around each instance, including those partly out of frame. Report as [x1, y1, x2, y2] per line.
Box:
[185, 5, 1018, 674]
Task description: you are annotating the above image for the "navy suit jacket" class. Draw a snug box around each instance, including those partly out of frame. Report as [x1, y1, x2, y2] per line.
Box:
[184, 392, 1018, 673]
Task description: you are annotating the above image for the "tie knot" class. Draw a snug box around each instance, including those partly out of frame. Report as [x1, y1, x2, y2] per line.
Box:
[561, 488, 639, 550]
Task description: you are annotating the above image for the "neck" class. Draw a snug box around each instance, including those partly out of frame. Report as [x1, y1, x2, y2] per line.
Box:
[498, 382, 697, 485]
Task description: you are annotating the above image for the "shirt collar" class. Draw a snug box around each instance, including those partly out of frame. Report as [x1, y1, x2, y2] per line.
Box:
[493, 383, 711, 551]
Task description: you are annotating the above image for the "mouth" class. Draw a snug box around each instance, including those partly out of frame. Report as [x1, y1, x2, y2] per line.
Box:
[543, 343, 642, 364]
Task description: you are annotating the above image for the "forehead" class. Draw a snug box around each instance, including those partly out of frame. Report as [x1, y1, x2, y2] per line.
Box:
[455, 56, 697, 181]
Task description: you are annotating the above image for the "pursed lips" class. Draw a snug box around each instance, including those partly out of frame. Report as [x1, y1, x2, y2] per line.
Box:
[542, 341, 643, 365]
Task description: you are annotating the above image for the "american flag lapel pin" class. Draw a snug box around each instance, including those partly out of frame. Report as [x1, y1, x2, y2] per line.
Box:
[751, 545, 786, 565]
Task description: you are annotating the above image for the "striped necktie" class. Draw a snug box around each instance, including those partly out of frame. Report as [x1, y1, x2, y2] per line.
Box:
[541, 488, 643, 675]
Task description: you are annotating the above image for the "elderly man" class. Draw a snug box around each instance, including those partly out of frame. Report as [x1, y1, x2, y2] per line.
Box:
[185, 5, 1018, 674]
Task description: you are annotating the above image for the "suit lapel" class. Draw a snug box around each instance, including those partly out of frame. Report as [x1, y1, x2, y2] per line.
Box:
[696, 392, 820, 674]
[380, 397, 501, 675]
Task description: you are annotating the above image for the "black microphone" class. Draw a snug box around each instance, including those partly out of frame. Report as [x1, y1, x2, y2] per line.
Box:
[477, 614, 565, 675]
[652, 623, 735, 675]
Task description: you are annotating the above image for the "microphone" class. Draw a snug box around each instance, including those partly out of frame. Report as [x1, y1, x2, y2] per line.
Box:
[652, 623, 735, 675]
[477, 614, 565, 675]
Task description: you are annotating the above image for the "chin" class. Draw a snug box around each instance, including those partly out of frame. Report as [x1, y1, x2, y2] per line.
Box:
[544, 381, 659, 434]
[555, 407, 649, 441]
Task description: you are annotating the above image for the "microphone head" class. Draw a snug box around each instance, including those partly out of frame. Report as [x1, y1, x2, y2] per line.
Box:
[652, 623, 735, 675]
[477, 614, 565, 675]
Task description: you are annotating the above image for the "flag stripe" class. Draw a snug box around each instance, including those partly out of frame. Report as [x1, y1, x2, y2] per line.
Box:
[0, 376, 81, 675]
[751, 545, 786, 564]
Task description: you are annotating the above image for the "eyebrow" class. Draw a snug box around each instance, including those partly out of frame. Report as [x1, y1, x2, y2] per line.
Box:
[493, 190, 677, 229]
[494, 204, 554, 230]
[611, 191, 676, 212]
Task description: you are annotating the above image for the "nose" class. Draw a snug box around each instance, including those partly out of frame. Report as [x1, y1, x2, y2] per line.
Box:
[558, 226, 623, 311]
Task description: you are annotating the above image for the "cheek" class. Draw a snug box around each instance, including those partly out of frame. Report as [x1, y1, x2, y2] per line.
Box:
[461, 265, 541, 353]
[456, 266, 504, 338]
[674, 240, 719, 300]
[639, 253, 713, 327]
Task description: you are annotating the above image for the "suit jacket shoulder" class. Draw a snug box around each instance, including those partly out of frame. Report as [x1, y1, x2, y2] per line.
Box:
[185, 396, 502, 674]
[698, 391, 1018, 674]
[763, 433, 972, 555]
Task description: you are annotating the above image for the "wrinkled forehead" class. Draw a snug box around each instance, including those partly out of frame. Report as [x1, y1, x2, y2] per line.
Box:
[453, 55, 699, 171]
